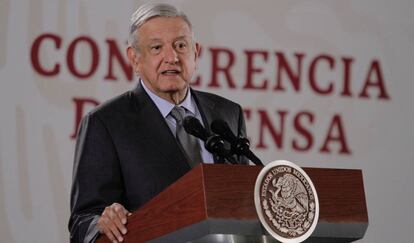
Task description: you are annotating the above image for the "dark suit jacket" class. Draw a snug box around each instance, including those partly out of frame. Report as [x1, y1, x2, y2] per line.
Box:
[69, 83, 248, 242]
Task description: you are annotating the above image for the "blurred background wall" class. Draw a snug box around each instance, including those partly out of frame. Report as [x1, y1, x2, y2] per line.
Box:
[1, 0, 413, 242]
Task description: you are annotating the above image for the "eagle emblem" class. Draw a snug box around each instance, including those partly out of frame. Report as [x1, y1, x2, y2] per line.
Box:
[254, 160, 319, 243]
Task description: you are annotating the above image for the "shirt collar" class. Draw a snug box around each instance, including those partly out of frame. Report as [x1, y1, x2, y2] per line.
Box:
[140, 80, 196, 117]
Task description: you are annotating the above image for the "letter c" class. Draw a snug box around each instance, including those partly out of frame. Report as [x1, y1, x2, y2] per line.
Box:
[30, 33, 62, 76]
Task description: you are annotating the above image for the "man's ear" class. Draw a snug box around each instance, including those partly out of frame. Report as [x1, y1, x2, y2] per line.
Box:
[194, 42, 201, 68]
[195, 42, 201, 59]
[127, 46, 140, 74]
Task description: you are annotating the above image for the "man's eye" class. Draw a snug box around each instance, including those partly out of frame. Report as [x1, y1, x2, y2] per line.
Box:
[175, 42, 187, 52]
[150, 45, 162, 52]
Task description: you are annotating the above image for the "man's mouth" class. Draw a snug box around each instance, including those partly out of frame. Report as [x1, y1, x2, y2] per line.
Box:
[161, 70, 181, 75]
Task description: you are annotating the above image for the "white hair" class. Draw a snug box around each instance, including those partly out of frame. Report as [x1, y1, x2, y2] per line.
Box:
[128, 3, 193, 49]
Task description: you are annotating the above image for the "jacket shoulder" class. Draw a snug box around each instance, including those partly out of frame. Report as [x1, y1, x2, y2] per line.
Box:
[193, 89, 241, 108]
[86, 90, 136, 120]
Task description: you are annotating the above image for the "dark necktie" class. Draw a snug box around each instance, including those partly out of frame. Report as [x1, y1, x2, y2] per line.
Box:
[169, 106, 202, 168]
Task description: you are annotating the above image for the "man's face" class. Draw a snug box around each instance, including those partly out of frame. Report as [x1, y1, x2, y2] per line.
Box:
[128, 17, 200, 102]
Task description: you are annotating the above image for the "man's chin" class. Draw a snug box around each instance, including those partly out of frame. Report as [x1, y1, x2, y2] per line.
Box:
[160, 81, 188, 91]
[160, 76, 186, 84]
[161, 85, 188, 94]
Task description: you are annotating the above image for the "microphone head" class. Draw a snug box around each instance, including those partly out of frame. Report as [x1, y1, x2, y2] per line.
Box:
[211, 119, 236, 143]
[183, 116, 209, 141]
[211, 119, 228, 133]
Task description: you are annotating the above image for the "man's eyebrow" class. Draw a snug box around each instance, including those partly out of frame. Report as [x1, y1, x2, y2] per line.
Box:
[175, 35, 187, 39]
[147, 38, 162, 42]
[176, 35, 191, 40]
[173, 36, 192, 42]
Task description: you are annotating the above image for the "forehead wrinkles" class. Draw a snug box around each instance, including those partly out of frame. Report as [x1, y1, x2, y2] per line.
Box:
[139, 30, 193, 44]
[137, 17, 194, 44]
[146, 36, 192, 44]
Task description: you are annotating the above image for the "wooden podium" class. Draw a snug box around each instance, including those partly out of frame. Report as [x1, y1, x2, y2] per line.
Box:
[97, 164, 368, 243]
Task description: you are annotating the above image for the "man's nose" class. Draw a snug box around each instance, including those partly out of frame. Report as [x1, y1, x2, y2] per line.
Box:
[163, 46, 179, 64]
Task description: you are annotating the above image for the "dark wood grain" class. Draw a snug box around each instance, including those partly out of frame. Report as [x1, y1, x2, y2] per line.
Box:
[203, 164, 262, 219]
[202, 165, 368, 223]
[97, 165, 207, 243]
[305, 167, 368, 222]
[97, 164, 368, 242]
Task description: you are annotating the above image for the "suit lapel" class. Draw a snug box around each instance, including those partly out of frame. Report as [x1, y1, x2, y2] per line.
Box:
[191, 89, 215, 132]
[191, 89, 223, 163]
[132, 84, 190, 173]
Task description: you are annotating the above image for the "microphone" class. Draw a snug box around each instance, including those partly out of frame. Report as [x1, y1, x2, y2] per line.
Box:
[210, 119, 263, 165]
[182, 115, 210, 141]
[183, 116, 236, 164]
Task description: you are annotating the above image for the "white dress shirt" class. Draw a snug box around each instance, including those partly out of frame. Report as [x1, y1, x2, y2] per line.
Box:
[141, 80, 214, 164]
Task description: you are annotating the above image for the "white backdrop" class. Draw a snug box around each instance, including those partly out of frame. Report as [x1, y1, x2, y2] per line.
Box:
[1, 0, 413, 242]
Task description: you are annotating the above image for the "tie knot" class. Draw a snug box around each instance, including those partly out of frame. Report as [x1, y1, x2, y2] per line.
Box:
[170, 106, 187, 123]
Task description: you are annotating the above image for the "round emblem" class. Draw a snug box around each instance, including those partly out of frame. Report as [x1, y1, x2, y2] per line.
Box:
[254, 160, 319, 243]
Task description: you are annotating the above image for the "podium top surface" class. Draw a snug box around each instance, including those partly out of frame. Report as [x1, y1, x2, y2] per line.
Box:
[97, 164, 368, 243]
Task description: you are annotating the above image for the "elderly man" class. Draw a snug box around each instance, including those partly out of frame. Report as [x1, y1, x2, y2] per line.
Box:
[69, 3, 247, 243]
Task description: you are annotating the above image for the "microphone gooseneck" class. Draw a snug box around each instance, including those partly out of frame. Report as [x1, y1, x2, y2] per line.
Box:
[211, 119, 263, 165]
